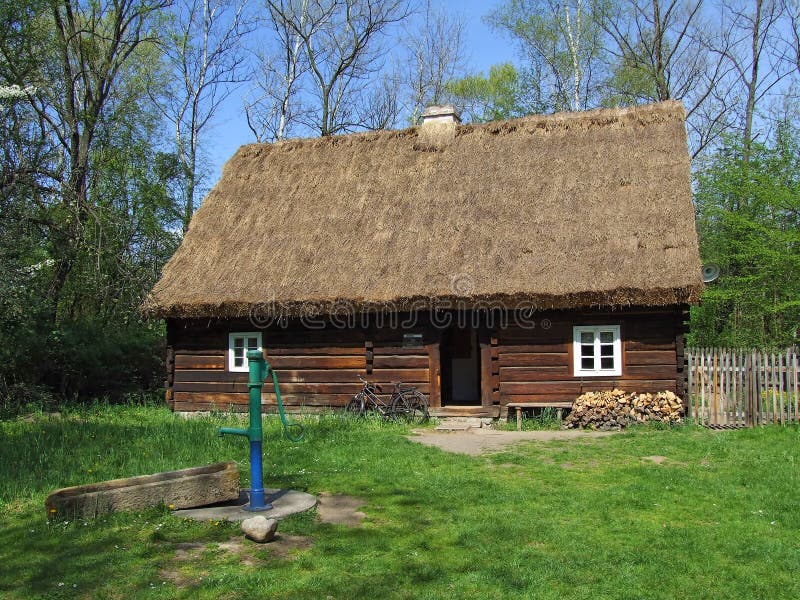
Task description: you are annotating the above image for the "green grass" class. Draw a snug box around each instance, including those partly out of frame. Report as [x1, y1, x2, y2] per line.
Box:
[1, 405, 799, 599]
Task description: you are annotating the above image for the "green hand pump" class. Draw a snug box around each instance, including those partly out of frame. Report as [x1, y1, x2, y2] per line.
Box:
[219, 349, 303, 511]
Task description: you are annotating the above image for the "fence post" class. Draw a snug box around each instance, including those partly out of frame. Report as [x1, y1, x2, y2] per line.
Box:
[746, 352, 753, 427]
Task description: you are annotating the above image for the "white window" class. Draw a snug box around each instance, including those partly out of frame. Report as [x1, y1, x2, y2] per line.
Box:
[228, 332, 262, 372]
[573, 325, 622, 376]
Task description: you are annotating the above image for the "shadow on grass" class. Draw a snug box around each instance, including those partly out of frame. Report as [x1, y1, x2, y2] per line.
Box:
[1, 509, 169, 597]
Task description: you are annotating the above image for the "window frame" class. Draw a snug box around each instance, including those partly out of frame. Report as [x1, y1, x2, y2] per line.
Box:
[228, 332, 263, 372]
[572, 325, 622, 377]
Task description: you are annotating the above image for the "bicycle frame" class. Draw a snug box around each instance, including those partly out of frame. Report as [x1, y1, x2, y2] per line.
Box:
[356, 375, 393, 417]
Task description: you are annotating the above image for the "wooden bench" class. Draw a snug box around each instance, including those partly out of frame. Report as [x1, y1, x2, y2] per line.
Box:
[506, 402, 574, 430]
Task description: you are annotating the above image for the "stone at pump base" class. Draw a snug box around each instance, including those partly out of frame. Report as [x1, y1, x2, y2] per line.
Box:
[242, 516, 278, 543]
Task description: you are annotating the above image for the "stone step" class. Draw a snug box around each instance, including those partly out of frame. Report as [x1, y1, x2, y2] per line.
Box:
[435, 417, 492, 430]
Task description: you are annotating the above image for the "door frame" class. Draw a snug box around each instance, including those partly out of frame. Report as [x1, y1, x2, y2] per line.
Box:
[426, 313, 497, 410]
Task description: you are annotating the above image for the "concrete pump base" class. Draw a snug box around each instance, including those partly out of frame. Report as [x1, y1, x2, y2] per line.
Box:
[174, 489, 317, 522]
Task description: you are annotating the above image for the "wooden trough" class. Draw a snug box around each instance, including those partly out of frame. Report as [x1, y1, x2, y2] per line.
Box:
[45, 462, 240, 520]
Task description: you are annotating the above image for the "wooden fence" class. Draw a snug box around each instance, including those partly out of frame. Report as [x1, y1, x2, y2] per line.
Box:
[686, 348, 800, 427]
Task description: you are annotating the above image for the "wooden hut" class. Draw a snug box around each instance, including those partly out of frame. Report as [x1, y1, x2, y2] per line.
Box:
[143, 101, 703, 416]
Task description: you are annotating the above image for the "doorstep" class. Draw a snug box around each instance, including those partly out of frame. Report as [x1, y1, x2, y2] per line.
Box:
[430, 405, 502, 418]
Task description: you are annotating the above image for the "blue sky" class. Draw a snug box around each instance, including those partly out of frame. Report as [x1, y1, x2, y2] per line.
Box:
[204, 0, 516, 183]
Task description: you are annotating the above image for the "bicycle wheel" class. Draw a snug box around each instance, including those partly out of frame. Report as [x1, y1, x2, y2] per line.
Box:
[391, 390, 429, 424]
[346, 393, 365, 417]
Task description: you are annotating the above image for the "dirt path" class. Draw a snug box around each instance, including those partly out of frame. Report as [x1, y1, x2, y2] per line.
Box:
[407, 428, 618, 456]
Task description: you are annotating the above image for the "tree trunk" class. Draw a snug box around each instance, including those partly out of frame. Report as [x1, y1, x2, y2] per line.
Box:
[743, 0, 763, 159]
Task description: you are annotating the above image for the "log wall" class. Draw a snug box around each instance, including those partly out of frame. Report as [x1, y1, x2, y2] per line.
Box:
[492, 309, 684, 408]
[167, 320, 432, 412]
[165, 308, 686, 412]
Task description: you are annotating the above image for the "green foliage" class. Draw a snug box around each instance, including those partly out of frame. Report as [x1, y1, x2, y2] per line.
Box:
[486, 0, 606, 112]
[0, 0, 181, 409]
[44, 319, 166, 398]
[601, 49, 660, 107]
[691, 126, 800, 348]
[446, 63, 537, 123]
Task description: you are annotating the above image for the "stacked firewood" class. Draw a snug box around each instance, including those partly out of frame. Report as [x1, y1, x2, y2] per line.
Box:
[563, 389, 684, 429]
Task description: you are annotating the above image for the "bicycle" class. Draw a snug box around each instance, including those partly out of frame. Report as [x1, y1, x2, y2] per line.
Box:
[347, 375, 429, 424]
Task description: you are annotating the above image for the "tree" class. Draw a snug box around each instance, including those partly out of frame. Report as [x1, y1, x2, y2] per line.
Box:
[691, 126, 800, 347]
[0, 0, 169, 319]
[712, 0, 793, 155]
[262, 0, 411, 137]
[401, 0, 467, 124]
[155, 0, 253, 231]
[789, 0, 800, 72]
[0, 0, 182, 403]
[244, 0, 310, 142]
[446, 63, 538, 122]
[487, 0, 607, 112]
[598, 0, 734, 157]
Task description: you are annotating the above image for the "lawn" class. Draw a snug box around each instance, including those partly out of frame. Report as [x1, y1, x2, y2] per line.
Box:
[1, 404, 798, 599]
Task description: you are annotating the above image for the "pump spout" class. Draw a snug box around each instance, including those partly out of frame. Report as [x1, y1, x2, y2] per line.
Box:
[219, 427, 249, 438]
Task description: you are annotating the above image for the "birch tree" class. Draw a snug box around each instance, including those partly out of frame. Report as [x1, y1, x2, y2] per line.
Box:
[156, 0, 253, 231]
[487, 0, 606, 112]
[244, 0, 310, 142]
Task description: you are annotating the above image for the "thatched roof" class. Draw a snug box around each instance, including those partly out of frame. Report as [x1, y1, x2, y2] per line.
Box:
[144, 101, 702, 318]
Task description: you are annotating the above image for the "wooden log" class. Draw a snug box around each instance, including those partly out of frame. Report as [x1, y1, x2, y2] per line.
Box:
[480, 330, 493, 407]
[174, 370, 249, 383]
[266, 356, 365, 369]
[175, 354, 225, 370]
[624, 365, 680, 379]
[373, 346, 430, 355]
[173, 382, 250, 393]
[265, 346, 366, 355]
[427, 340, 441, 409]
[173, 391, 248, 404]
[497, 353, 569, 367]
[499, 381, 582, 395]
[627, 350, 678, 365]
[170, 348, 226, 356]
[493, 343, 570, 354]
[626, 338, 677, 351]
[372, 355, 428, 369]
[498, 366, 571, 381]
